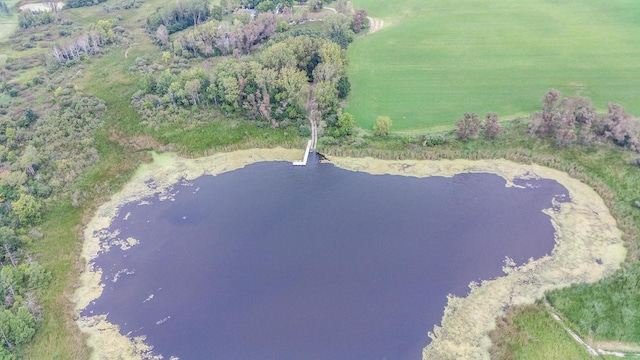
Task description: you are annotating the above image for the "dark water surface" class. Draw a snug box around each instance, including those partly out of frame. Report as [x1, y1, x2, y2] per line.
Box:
[84, 156, 568, 360]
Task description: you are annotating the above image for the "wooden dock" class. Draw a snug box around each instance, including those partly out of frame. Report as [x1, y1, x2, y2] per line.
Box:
[292, 117, 317, 166]
[293, 140, 313, 166]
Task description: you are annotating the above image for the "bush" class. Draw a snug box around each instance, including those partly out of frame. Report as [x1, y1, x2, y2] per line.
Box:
[455, 112, 482, 142]
[12, 194, 41, 225]
[337, 76, 350, 99]
[484, 112, 502, 140]
[373, 115, 392, 136]
[332, 112, 355, 137]
[421, 133, 447, 147]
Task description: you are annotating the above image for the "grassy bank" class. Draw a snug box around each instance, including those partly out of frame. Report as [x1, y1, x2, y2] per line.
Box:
[489, 304, 592, 360]
[347, 0, 640, 131]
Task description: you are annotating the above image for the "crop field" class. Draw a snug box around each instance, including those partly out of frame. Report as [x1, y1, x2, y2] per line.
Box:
[347, 0, 640, 131]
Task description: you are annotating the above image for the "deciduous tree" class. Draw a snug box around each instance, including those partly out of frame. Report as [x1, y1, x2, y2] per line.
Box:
[455, 112, 481, 142]
[483, 112, 501, 140]
[333, 112, 355, 137]
[373, 115, 392, 136]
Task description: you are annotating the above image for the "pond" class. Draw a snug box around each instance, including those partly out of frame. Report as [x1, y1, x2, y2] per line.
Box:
[81, 154, 570, 359]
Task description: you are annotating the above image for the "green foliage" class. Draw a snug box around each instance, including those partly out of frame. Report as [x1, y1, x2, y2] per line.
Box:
[64, 0, 106, 9]
[0, 1, 10, 15]
[332, 112, 355, 137]
[373, 115, 392, 136]
[255, 0, 274, 12]
[246, 0, 293, 7]
[489, 304, 591, 360]
[0, 262, 49, 356]
[11, 194, 41, 225]
[18, 11, 56, 29]
[24, 263, 51, 291]
[547, 262, 640, 342]
[172, 12, 278, 57]
[0, 226, 20, 252]
[308, 0, 322, 12]
[146, 0, 210, 33]
[323, 13, 354, 48]
[135, 35, 347, 128]
[336, 76, 350, 98]
[420, 133, 447, 147]
[95, 19, 116, 43]
[0, 307, 36, 347]
[17, 108, 38, 128]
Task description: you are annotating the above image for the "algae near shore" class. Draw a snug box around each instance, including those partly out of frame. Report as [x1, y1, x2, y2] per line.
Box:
[74, 149, 625, 360]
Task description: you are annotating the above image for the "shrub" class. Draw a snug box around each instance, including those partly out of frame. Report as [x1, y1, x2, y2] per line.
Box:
[333, 112, 355, 137]
[484, 112, 502, 140]
[12, 194, 41, 225]
[373, 115, 392, 136]
[455, 112, 482, 142]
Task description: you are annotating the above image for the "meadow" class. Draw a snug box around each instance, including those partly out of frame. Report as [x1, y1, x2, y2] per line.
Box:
[347, 0, 640, 131]
[0, 0, 19, 46]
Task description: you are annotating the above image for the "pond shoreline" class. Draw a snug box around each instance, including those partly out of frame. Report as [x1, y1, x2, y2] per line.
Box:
[74, 149, 625, 360]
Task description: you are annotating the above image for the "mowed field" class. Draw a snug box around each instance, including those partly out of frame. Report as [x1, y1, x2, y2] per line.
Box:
[347, 0, 640, 131]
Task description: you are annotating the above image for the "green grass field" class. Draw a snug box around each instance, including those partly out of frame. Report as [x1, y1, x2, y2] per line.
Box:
[489, 305, 592, 360]
[0, 0, 20, 42]
[347, 0, 640, 131]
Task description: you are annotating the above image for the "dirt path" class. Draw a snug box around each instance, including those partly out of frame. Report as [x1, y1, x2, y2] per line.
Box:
[367, 16, 384, 34]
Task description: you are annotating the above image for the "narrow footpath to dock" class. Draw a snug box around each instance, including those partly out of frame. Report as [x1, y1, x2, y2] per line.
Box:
[293, 116, 317, 166]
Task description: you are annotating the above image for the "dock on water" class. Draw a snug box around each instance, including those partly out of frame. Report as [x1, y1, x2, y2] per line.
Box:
[293, 140, 313, 166]
[293, 116, 317, 166]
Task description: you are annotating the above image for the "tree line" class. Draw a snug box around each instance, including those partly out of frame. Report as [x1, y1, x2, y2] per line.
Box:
[132, 35, 348, 130]
[530, 89, 639, 149]
[453, 88, 639, 151]
[154, 0, 368, 59]
[18, 11, 57, 29]
[48, 18, 122, 66]
[165, 11, 280, 57]
[0, 82, 106, 357]
[146, 0, 211, 33]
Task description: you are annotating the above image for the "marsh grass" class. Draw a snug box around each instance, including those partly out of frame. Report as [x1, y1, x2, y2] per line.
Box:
[547, 263, 640, 343]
